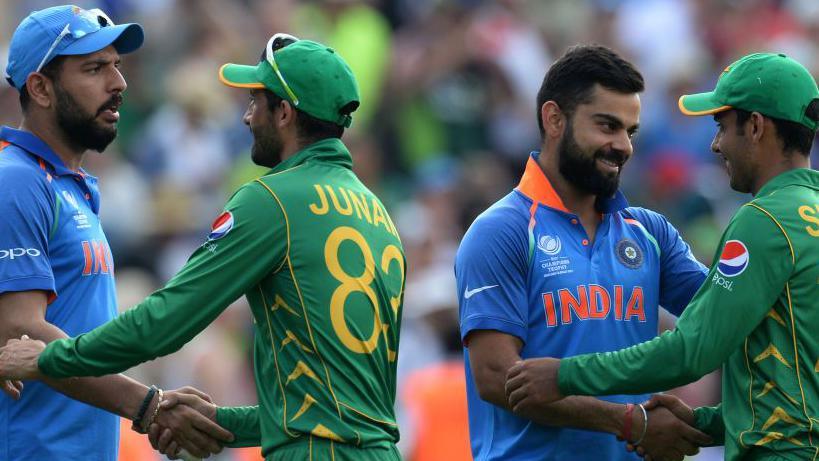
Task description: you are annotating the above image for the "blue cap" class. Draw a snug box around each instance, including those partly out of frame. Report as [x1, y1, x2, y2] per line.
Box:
[5, 5, 144, 90]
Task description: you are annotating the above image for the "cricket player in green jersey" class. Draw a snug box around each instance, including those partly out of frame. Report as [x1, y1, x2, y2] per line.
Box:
[0, 34, 405, 461]
[502, 52, 819, 461]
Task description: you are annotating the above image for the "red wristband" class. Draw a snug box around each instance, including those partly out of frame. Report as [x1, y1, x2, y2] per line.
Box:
[622, 403, 635, 441]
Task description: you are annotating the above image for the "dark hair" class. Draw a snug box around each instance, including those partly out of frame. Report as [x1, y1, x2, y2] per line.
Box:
[733, 107, 817, 156]
[536, 45, 644, 137]
[264, 89, 344, 142]
[19, 56, 66, 111]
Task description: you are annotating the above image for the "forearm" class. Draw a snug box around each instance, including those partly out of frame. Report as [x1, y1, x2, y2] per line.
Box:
[40, 274, 242, 378]
[15, 319, 149, 419]
[525, 397, 628, 436]
[216, 405, 261, 447]
[559, 330, 708, 397]
[480, 367, 627, 435]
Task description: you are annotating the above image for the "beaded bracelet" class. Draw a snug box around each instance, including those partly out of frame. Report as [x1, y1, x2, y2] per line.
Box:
[131, 385, 158, 433]
[146, 388, 164, 429]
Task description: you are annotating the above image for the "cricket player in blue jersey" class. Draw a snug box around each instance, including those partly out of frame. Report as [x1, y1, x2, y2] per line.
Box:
[0, 5, 231, 460]
[455, 45, 713, 461]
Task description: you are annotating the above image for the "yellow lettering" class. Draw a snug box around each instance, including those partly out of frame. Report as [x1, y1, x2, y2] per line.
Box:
[308, 185, 329, 215]
[326, 186, 353, 216]
[798, 205, 819, 237]
[371, 200, 393, 236]
[349, 191, 373, 224]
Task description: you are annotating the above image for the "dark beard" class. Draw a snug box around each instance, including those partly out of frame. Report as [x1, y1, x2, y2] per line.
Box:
[557, 122, 625, 198]
[54, 84, 118, 153]
[250, 125, 283, 168]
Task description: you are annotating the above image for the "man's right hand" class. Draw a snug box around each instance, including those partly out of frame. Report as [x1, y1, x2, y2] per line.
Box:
[147, 386, 234, 459]
[625, 394, 712, 461]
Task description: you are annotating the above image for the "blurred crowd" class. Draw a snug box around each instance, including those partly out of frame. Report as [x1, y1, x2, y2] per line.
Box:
[3, 0, 819, 459]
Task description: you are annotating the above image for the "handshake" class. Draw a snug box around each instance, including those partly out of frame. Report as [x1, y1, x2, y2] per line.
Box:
[504, 357, 713, 461]
[0, 336, 234, 460]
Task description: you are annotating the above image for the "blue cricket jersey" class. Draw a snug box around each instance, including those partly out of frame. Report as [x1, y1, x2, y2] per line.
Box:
[0, 127, 119, 461]
[456, 153, 708, 461]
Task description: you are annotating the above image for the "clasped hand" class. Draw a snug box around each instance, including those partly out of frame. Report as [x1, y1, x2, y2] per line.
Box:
[504, 358, 712, 461]
[149, 387, 234, 459]
[0, 336, 234, 459]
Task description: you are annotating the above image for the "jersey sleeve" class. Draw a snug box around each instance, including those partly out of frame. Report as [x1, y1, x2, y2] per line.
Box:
[216, 405, 261, 447]
[0, 164, 56, 296]
[39, 181, 287, 377]
[456, 203, 530, 344]
[694, 404, 725, 445]
[626, 207, 707, 316]
[558, 204, 791, 395]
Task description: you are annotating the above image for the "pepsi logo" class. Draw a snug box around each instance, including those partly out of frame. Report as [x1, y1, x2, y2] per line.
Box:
[208, 211, 234, 240]
[717, 240, 749, 277]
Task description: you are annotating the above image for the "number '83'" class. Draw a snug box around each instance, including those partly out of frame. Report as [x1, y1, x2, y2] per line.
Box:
[324, 226, 404, 361]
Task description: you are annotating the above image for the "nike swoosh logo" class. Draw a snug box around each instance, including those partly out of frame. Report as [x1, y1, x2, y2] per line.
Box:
[464, 285, 499, 299]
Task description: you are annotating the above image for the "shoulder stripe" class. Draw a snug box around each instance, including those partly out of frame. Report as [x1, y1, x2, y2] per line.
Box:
[744, 203, 795, 264]
[624, 217, 661, 257]
[253, 179, 290, 274]
[0, 141, 9, 151]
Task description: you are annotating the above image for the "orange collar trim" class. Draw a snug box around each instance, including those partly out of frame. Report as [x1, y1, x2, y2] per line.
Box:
[515, 155, 569, 212]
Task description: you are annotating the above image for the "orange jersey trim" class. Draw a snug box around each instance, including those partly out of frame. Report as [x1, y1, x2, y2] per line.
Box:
[515, 155, 569, 212]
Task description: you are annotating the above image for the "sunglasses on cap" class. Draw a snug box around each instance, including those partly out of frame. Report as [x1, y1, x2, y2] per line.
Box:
[260, 33, 300, 106]
[36, 7, 115, 73]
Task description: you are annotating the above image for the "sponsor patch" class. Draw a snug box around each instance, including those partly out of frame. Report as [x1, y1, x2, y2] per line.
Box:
[616, 238, 643, 269]
[717, 240, 749, 277]
[208, 211, 234, 240]
[0, 248, 41, 260]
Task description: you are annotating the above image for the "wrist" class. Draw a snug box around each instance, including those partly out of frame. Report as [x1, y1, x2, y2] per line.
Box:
[131, 385, 158, 433]
[632, 404, 648, 445]
[612, 403, 635, 439]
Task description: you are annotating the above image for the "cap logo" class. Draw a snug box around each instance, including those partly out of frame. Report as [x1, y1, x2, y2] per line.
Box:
[717, 240, 749, 277]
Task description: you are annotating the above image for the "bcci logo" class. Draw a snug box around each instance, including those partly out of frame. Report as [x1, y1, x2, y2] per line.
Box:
[616, 238, 643, 269]
[538, 235, 562, 255]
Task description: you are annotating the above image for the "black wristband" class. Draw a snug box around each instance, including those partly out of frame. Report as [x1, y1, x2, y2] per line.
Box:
[131, 385, 158, 433]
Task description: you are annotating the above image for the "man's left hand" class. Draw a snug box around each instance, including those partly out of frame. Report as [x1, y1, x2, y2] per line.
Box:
[0, 335, 46, 381]
[505, 357, 564, 412]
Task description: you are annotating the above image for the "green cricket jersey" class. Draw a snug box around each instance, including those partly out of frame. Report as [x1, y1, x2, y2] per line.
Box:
[558, 169, 819, 460]
[38, 138, 406, 458]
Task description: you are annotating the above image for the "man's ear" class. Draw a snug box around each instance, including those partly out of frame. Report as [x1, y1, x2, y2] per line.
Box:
[541, 100, 566, 139]
[277, 99, 297, 127]
[749, 111, 766, 143]
[24, 73, 54, 109]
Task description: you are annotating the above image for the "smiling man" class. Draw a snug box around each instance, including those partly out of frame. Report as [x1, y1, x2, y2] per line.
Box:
[505, 52, 819, 461]
[454, 45, 712, 461]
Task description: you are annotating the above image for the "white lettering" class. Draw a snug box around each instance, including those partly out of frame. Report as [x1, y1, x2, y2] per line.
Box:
[0, 248, 42, 260]
[712, 272, 734, 291]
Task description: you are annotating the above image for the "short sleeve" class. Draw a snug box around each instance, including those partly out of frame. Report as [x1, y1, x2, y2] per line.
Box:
[456, 202, 530, 344]
[626, 207, 707, 316]
[0, 164, 55, 295]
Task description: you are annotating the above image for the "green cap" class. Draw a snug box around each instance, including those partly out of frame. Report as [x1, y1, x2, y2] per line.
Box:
[219, 39, 360, 128]
[679, 52, 819, 130]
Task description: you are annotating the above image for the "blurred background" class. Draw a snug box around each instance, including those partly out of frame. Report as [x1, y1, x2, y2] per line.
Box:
[4, 0, 819, 459]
